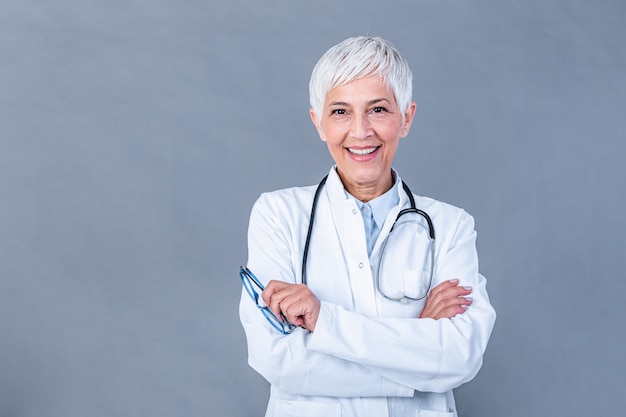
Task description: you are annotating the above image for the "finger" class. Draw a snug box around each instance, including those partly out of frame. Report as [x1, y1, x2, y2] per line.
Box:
[264, 283, 295, 320]
[428, 282, 472, 304]
[279, 287, 321, 332]
[436, 293, 472, 310]
[276, 292, 303, 322]
[435, 296, 473, 319]
[261, 280, 291, 307]
[267, 284, 312, 324]
[429, 279, 459, 295]
[440, 286, 472, 302]
[428, 279, 471, 300]
[435, 304, 469, 320]
[428, 291, 461, 308]
[420, 292, 472, 319]
[281, 303, 305, 326]
[430, 279, 472, 295]
[260, 280, 276, 305]
[278, 286, 314, 322]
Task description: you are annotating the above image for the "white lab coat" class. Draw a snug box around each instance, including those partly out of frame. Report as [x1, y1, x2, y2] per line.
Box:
[239, 167, 496, 417]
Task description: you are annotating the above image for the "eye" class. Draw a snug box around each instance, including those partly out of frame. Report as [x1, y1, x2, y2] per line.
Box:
[331, 109, 346, 115]
[371, 106, 387, 113]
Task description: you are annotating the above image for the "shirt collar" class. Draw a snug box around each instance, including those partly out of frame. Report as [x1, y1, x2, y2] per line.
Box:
[356, 175, 400, 229]
[368, 177, 400, 229]
[327, 166, 401, 229]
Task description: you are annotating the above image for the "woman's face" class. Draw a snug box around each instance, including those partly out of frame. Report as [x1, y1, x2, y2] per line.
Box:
[310, 76, 416, 201]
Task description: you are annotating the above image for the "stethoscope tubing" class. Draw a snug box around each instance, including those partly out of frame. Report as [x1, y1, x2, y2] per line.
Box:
[301, 175, 435, 303]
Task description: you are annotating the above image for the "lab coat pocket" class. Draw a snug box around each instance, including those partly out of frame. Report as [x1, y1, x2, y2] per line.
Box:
[415, 410, 455, 417]
[273, 398, 341, 417]
[403, 270, 431, 300]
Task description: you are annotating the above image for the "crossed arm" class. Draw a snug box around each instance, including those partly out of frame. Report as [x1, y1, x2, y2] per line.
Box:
[241, 193, 496, 396]
[262, 278, 473, 332]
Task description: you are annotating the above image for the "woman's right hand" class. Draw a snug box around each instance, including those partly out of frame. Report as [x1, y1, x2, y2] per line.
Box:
[262, 280, 321, 332]
[419, 279, 473, 320]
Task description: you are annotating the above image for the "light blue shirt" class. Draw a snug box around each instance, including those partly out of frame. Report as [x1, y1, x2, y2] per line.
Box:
[347, 177, 400, 256]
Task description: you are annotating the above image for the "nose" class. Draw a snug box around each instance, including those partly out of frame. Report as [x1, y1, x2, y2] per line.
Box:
[350, 113, 372, 139]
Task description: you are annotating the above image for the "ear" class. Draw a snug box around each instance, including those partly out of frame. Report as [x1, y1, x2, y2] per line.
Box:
[400, 101, 417, 138]
[310, 108, 327, 142]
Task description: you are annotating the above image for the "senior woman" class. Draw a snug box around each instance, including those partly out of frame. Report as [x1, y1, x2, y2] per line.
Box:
[239, 36, 496, 417]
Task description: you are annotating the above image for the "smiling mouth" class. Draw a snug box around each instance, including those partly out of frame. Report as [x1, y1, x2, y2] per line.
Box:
[347, 146, 379, 156]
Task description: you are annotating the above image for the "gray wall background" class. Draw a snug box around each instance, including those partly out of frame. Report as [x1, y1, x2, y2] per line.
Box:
[1, 1, 625, 416]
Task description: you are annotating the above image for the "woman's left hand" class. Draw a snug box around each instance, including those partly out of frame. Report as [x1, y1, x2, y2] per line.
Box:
[419, 279, 473, 320]
[262, 281, 321, 332]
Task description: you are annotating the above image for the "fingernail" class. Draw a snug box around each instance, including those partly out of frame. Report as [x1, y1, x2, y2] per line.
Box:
[463, 286, 472, 291]
[450, 279, 458, 284]
[464, 297, 473, 303]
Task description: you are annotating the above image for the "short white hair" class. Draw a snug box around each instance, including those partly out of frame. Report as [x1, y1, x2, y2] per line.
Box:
[309, 36, 413, 119]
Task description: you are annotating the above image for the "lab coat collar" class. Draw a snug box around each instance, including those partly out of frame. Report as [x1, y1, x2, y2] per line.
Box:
[325, 167, 350, 201]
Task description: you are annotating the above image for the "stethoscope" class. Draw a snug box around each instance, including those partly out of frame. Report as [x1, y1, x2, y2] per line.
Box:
[301, 175, 436, 303]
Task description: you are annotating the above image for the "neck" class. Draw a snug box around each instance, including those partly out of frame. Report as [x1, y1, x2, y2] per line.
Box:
[338, 171, 394, 203]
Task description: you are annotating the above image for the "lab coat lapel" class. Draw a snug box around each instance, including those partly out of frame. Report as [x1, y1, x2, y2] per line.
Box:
[324, 170, 379, 315]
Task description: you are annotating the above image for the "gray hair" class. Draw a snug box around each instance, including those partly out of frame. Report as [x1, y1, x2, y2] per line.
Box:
[309, 36, 413, 118]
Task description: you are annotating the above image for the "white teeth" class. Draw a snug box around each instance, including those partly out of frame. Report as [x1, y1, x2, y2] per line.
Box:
[348, 147, 377, 155]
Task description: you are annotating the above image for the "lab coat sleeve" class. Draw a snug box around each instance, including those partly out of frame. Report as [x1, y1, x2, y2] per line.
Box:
[307, 209, 496, 394]
[240, 193, 415, 398]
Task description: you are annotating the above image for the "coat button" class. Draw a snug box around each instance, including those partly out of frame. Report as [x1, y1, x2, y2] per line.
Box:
[358, 262, 364, 268]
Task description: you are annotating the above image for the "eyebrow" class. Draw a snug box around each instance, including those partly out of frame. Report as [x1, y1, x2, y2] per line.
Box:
[327, 98, 391, 107]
